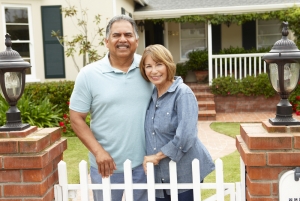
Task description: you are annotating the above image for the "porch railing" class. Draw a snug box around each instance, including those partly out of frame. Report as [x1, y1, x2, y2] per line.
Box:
[209, 53, 267, 85]
[54, 158, 246, 201]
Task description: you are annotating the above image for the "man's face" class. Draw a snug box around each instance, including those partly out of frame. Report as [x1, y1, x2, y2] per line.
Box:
[105, 20, 138, 59]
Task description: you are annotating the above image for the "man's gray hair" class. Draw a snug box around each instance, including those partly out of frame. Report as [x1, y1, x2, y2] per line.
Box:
[106, 15, 139, 39]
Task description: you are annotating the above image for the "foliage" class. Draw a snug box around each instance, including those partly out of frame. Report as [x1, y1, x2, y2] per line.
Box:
[289, 81, 300, 113]
[186, 49, 208, 71]
[210, 122, 240, 138]
[150, 6, 300, 47]
[51, 0, 105, 71]
[210, 73, 276, 98]
[24, 81, 74, 115]
[0, 94, 62, 128]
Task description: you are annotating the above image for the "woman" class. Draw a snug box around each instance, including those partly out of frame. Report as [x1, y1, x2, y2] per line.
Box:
[139, 44, 215, 201]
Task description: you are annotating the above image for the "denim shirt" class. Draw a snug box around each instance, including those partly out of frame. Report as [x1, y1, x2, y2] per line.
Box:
[145, 76, 215, 198]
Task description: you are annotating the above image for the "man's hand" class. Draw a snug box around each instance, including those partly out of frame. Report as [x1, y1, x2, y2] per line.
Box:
[95, 150, 117, 178]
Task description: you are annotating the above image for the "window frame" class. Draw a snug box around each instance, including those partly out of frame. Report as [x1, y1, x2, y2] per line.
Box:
[1, 4, 38, 82]
[179, 22, 207, 61]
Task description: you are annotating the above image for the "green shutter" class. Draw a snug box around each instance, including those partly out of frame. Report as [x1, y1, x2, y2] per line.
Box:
[212, 24, 221, 53]
[242, 21, 256, 50]
[41, 6, 65, 78]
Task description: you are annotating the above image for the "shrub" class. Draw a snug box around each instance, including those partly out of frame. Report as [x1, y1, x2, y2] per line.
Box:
[24, 80, 74, 114]
[210, 73, 276, 98]
[289, 81, 300, 113]
[0, 94, 62, 128]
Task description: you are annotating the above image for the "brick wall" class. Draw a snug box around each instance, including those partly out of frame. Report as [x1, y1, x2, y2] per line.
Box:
[236, 121, 300, 201]
[215, 94, 280, 113]
[0, 127, 67, 201]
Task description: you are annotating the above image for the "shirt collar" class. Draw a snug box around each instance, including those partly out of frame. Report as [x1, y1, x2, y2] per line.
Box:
[167, 76, 183, 92]
[100, 52, 141, 73]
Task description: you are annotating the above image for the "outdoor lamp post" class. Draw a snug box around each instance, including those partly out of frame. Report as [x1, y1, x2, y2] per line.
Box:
[0, 33, 31, 131]
[262, 22, 300, 125]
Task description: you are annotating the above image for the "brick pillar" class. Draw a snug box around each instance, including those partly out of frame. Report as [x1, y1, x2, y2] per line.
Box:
[236, 121, 300, 201]
[0, 126, 67, 201]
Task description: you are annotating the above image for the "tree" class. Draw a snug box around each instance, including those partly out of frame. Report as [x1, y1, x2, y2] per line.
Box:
[51, 0, 105, 72]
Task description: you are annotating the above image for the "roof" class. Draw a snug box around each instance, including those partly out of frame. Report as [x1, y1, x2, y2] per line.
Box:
[133, 0, 300, 19]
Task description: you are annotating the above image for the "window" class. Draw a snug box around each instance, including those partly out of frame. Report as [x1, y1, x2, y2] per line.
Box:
[257, 19, 281, 49]
[180, 22, 207, 59]
[2, 4, 37, 82]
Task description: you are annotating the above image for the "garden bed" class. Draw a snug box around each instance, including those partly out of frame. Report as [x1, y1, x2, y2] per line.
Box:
[214, 94, 280, 113]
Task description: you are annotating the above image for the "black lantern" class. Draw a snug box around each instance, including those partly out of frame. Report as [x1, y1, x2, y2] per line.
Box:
[0, 33, 31, 131]
[262, 22, 300, 125]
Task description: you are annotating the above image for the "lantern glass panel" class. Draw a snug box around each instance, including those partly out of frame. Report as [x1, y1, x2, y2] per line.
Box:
[269, 63, 279, 92]
[1, 72, 22, 101]
[286, 63, 300, 93]
[269, 63, 300, 93]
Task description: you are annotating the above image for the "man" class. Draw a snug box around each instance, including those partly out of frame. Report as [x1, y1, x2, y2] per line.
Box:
[69, 15, 153, 201]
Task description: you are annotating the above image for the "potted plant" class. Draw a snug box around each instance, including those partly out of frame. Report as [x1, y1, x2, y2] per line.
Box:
[184, 49, 209, 83]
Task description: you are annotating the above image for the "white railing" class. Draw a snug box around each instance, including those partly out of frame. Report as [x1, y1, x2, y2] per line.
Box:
[54, 158, 246, 201]
[209, 53, 267, 84]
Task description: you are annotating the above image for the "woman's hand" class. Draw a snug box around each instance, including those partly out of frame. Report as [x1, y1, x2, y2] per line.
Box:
[143, 152, 166, 174]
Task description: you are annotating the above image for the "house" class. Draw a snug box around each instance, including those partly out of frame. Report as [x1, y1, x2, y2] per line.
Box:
[1, 0, 300, 83]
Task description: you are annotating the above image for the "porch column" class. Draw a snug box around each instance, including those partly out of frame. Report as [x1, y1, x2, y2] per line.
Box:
[207, 20, 213, 85]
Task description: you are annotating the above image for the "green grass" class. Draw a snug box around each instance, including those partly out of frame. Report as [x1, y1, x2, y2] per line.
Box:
[210, 122, 240, 138]
[62, 137, 89, 183]
[201, 122, 241, 200]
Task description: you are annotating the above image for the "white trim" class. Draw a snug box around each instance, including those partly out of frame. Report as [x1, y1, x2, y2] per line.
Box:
[112, 0, 116, 16]
[1, 4, 37, 83]
[208, 21, 212, 85]
[133, 3, 300, 19]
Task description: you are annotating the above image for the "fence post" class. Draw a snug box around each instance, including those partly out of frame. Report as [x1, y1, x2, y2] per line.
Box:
[57, 161, 68, 201]
[192, 159, 201, 201]
[102, 177, 112, 201]
[79, 160, 89, 201]
[215, 158, 224, 201]
[147, 162, 156, 201]
[124, 160, 133, 201]
[240, 157, 246, 201]
[169, 161, 178, 201]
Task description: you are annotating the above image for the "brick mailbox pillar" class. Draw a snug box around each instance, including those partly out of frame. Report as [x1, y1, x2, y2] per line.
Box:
[236, 121, 300, 201]
[0, 126, 67, 201]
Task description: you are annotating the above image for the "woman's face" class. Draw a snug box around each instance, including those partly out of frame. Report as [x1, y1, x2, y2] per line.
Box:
[144, 55, 168, 88]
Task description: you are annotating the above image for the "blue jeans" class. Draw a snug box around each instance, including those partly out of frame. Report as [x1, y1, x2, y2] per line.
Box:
[90, 164, 147, 201]
[156, 189, 193, 201]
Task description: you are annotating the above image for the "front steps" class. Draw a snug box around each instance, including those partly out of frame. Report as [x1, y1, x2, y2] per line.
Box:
[186, 83, 216, 121]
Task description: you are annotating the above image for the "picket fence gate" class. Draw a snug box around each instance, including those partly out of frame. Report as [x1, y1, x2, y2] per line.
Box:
[54, 158, 246, 201]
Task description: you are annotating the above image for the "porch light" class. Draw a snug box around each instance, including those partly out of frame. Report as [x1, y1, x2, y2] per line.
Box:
[137, 20, 145, 33]
[0, 33, 31, 131]
[262, 22, 300, 125]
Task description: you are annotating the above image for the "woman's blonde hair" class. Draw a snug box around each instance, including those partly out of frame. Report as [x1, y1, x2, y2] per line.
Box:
[139, 44, 176, 82]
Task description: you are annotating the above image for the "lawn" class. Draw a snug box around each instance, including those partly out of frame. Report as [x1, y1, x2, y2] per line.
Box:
[202, 122, 241, 200]
[62, 122, 242, 200]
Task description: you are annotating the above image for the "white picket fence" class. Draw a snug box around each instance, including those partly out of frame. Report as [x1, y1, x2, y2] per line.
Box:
[54, 158, 246, 201]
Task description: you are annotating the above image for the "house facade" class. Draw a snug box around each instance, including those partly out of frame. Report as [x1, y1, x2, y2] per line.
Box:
[1, 0, 300, 82]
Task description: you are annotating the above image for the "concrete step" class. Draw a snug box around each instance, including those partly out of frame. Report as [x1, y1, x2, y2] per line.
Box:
[198, 110, 216, 121]
[198, 100, 215, 111]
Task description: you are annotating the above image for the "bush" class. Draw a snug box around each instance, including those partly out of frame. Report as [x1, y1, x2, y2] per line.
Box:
[289, 81, 300, 113]
[210, 73, 276, 98]
[0, 94, 62, 128]
[24, 80, 75, 115]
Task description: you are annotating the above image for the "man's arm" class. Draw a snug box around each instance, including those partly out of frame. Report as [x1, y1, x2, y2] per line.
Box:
[70, 109, 116, 178]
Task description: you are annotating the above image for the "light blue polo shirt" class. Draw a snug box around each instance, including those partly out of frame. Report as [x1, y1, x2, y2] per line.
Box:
[70, 53, 153, 172]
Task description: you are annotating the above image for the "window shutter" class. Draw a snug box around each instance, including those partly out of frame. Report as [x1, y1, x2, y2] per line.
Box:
[212, 24, 221, 53]
[41, 6, 65, 78]
[121, 7, 125, 14]
[242, 20, 256, 50]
